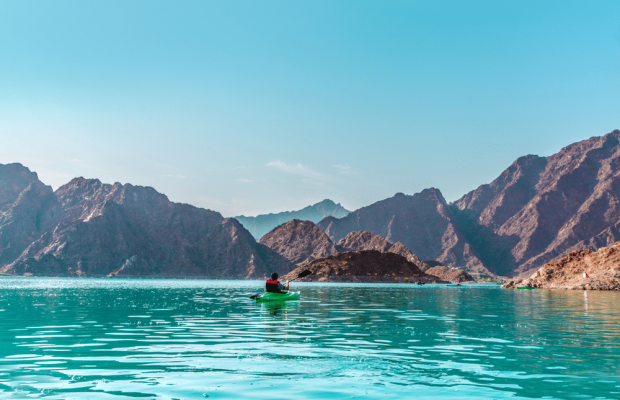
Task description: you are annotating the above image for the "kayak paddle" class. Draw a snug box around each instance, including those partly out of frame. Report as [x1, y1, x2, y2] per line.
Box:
[249, 270, 313, 299]
[290, 269, 312, 281]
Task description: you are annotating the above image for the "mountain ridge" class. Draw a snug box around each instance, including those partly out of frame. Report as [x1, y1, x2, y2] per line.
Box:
[258, 219, 338, 266]
[315, 129, 620, 278]
[235, 199, 350, 240]
[0, 170, 294, 278]
[3, 128, 620, 280]
[317, 189, 492, 276]
[452, 129, 620, 276]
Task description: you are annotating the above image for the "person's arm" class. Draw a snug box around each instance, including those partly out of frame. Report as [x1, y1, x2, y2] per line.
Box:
[284, 281, 289, 290]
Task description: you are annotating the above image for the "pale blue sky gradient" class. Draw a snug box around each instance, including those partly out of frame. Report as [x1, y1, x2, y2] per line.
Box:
[1, 1, 619, 216]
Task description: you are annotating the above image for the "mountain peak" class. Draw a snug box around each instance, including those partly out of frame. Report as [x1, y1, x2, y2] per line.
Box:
[0, 163, 49, 188]
[235, 200, 350, 239]
[0, 168, 293, 278]
[314, 199, 336, 206]
[259, 219, 337, 266]
[316, 188, 490, 277]
[452, 128, 620, 276]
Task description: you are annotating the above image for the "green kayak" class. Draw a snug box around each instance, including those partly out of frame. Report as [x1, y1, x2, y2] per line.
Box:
[255, 291, 301, 303]
[517, 286, 536, 290]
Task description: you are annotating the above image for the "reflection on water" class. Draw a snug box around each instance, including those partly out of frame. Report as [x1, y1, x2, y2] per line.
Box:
[0, 278, 618, 399]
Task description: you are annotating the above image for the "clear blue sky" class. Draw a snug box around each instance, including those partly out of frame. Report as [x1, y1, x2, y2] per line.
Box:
[1, 1, 619, 216]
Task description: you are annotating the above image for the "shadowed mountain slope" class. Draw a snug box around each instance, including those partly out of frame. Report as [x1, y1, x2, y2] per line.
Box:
[4, 129, 620, 280]
[317, 189, 492, 276]
[0, 164, 54, 268]
[0, 169, 293, 278]
[452, 129, 620, 276]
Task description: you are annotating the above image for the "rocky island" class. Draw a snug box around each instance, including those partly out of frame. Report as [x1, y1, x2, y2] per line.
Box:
[282, 250, 444, 283]
[502, 242, 620, 290]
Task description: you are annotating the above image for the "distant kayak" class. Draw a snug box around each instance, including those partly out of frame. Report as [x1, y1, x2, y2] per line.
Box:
[517, 286, 536, 290]
[255, 291, 301, 303]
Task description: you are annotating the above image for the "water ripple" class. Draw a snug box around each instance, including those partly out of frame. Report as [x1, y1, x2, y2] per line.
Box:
[0, 278, 618, 399]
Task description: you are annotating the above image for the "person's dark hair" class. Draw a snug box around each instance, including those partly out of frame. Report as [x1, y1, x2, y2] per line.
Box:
[271, 272, 278, 281]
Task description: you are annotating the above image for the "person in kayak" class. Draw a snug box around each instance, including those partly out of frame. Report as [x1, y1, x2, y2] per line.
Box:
[265, 272, 289, 293]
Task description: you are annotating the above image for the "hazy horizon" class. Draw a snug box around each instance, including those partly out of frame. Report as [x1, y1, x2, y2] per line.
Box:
[2, 1, 619, 217]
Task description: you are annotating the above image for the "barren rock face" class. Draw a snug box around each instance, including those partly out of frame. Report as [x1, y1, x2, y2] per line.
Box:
[335, 231, 429, 270]
[336, 231, 392, 252]
[502, 242, 620, 290]
[0, 164, 53, 267]
[424, 265, 474, 282]
[318, 190, 491, 276]
[281, 250, 443, 283]
[0, 169, 293, 278]
[259, 219, 338, 266]
[454, 129, 620, 277]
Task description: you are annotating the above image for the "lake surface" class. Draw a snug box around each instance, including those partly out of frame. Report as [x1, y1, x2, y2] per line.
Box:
[0, 278, 618, 399]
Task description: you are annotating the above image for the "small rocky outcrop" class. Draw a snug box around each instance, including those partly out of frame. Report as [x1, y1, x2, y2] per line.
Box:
[258, 219, 338, 266]
[501, 243, 620, 290]
[335, 231, 476, 281]
[425, 265, 474, 282]
[335, 231, 429, 268]
[281, 250, 444, 283]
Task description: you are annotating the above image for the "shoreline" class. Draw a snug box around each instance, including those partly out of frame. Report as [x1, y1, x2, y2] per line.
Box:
[0, 274, 489, 284]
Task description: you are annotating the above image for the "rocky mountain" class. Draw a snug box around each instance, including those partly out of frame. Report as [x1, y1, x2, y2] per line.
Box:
[316, 129, 620, 278]
[336, 230, 396, 252]
[281, 250, 443, 283]
[235, 199, 350, 240]
[452, 129, 620, 277]
[258, 222, 474, 282]
[318, 190, 492, 276]
[0, 164, 53, 267]
[334, 230, 475, 281]
[258, 219, 337, 266]
[0, 166, 293, 278]
[502, 243, 620, 290]
[5, 129, 620, 280]
[334, 230, 428, 268]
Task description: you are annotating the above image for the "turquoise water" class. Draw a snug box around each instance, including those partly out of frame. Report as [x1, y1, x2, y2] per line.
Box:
[0, 278, 618, 399]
